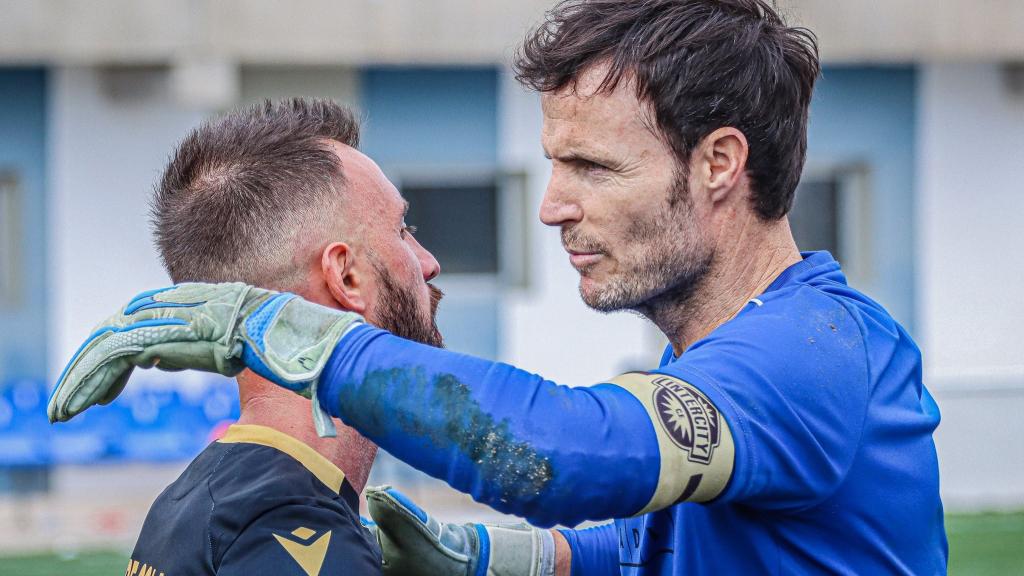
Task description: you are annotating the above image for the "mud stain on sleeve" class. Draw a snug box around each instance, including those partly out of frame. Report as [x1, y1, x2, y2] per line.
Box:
[341, 367, 554, 504]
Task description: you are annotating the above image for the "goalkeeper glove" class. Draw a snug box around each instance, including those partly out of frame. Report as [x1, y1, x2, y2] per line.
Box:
[46, 282, 361, 437]
[366, 485, 556, 576]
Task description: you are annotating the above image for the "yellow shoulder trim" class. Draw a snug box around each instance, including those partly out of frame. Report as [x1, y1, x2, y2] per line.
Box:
[218, 424, 345, 494]
[609, 372, 735, 515]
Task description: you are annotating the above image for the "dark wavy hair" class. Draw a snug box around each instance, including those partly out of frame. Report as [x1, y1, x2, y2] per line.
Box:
[514, 0, 820, 220]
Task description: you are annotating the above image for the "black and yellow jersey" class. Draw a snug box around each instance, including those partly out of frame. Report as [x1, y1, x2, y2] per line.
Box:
[125, 424, 381, 576]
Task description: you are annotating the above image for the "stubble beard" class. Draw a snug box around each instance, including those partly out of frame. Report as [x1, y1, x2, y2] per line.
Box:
[568, 175, 714, 317]
[370, 259, 445, 348]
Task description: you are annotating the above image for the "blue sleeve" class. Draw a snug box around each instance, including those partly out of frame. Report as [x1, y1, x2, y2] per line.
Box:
[660, 289, 871, 510]
[558, 524, 619, 576]
[318, 324, 661, 528]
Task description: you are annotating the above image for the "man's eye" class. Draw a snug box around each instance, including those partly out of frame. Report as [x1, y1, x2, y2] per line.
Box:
[579, 159, 608, 173]
[401, 225, 418, 237]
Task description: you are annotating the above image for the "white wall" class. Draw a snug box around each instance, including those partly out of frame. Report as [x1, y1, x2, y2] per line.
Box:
[47, 67, 208, 378]
[7, 1, 1024, 65]
[497, 71, 665, 386]
[918, 63, 1024, 509]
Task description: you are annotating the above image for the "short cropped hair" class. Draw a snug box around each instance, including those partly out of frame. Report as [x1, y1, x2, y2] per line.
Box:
[152, 98, 360, 288]
[514, 0, 820, 220]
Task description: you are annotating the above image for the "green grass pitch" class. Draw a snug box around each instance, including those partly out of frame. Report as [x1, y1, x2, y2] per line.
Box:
[0, 512, 1021, 575]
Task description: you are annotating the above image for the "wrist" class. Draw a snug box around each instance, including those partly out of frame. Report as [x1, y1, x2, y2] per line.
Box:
[317, 322, 370, 418]
[553, 529, 572, 576]
[475, 523, 556, 576]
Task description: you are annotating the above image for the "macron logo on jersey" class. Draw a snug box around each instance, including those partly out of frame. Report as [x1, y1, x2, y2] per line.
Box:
[273, 526, 332, 576]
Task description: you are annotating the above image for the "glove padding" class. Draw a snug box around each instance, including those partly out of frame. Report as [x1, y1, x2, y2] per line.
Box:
[366, 485, 555, 576]
[46, 282, 362, 437]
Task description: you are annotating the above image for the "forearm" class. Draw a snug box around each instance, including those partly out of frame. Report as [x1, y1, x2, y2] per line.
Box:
[318, 324, 660, 527]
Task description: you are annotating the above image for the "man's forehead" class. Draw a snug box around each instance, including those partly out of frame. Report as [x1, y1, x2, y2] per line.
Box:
[327, 140, 376, 178]
[326, 139, 405, 215]
[544, 62, 648, 118]
[540, 79, 654, 156]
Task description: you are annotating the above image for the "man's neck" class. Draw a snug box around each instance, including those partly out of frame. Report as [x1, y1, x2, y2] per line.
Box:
[646, 214, 801, 355]
[235, 372, 378, 493]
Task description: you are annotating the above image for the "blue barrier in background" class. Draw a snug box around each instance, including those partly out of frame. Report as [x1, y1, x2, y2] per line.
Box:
[0, 378, 239, 466]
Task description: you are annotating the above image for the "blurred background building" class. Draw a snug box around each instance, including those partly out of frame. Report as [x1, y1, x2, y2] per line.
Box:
[0, 0, 1022, 560]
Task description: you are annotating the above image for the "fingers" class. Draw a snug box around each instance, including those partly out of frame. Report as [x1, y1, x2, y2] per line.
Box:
[49, 283, 257, 425]
[123, 286, 183, 314]
[47, 319, 196, 423]
[48, 351, 134, 422]
[48, 328, 129, 422]
[98, 366, 135, 406]
[367, 486, 420, 526]
[367, 487, 449, 576]
[366, 486, 482, 576]
[366, 486, 440, 545]
[75, 357, 134, 412]
[372, 487, 431, 524]
[122, 283, 254, 317]
[154, 282, 253, 307]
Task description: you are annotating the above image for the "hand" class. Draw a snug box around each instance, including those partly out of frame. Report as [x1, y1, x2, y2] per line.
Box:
[47, 283, 361, 436]
[366, 485, 556, 576]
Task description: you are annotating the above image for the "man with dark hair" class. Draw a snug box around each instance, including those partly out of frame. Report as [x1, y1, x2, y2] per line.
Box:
[119, 98, 442, 576]
[51, 1, 947, 574]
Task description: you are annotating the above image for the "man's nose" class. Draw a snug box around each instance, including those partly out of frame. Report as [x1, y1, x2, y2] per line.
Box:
[539, 172, 583, 227]
[413, 237, 441, 281]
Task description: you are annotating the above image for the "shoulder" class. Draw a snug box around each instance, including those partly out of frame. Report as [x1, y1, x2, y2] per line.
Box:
[209, 441, 317, 493]
[206, 441, 355, 521]
[673, 283, 872, 393]
[216, 496, 381, 576]
[131, 444, 230, 575]
[205, 442, 366, 561]
[135, 440, 377, 575]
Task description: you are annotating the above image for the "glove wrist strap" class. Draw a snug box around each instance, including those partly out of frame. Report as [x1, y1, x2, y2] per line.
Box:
[478, 523, 556, 576]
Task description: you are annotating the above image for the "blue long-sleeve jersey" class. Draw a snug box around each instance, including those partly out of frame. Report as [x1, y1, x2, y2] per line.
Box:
[318, 251, 948, 574]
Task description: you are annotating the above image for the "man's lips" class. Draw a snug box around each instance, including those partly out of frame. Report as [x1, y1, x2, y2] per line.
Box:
[565, 248, 602, 268]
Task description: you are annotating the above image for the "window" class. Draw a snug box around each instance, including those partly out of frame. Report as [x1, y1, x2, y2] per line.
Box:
[790, 165, 873, 285]
[398, 170, 531, 287]
[0, 172, 20, 306]
[790, 179, 840, 255]
[403, 181, 499, 274]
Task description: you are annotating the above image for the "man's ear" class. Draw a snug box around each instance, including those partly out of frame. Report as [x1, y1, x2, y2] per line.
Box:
[321, 241, 370, 314]
[692, 127, 749, 206]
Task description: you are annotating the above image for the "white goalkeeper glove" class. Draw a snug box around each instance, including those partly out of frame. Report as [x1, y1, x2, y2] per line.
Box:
[366, 486, 556, 576]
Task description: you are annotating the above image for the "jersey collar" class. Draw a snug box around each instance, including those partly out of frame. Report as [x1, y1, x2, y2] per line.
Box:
[763, 250, 843, 294]
[218, 424, 356, 507]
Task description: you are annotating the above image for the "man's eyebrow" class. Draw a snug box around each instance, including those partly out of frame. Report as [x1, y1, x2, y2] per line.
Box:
[401, 200, 410, 219]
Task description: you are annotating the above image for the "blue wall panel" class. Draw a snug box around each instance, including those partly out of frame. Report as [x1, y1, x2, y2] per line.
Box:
[806, 66, 917, 330]
[0, 69, 48, 382]
[360, 67, 498, 169]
